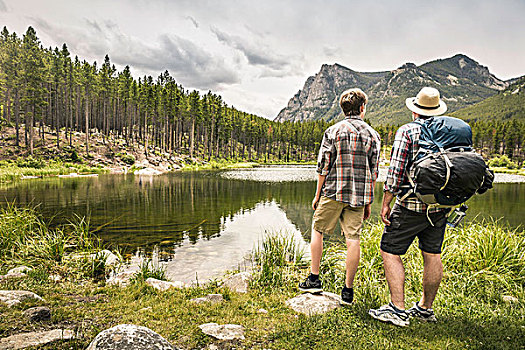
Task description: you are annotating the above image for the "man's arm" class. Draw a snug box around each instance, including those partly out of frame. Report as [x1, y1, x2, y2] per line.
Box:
[381, 190, 395, 225]
[382, 127, 411, 225]
[312, 174, 327, 210]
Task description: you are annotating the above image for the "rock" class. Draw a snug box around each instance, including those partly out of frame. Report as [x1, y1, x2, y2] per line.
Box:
[7, 266, 33, 276]
[134, 168, 163, 176]
[106, 271, 135, 287]
[86, 324, 175, 350]
[257, 308, 268, 314]
[0, 329, 74, 349]
[23, 306, 51, 322]
[0, 290, 43, 308]
[502, 295, 519, 303]
[145, 278, 185, 291]
[92, 250, 120, 267]
[190, 294, 224, 304]
[222, 272, 252, 293]
[48, 274, 62, 282]
[198, 323, 245, 340]
[285, 292, 342, 316]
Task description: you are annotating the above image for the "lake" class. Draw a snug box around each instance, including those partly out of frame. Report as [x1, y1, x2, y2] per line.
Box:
[1, 166, 523, 284]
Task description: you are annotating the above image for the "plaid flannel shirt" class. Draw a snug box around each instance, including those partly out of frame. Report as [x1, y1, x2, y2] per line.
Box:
[383, 120, 445, 213]
[317, 116, 381, 207]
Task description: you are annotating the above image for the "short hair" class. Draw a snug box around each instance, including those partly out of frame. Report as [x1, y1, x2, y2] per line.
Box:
[339, 88, 368, 116]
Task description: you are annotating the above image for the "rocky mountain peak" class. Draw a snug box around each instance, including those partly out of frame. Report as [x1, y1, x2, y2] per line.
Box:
[276, 54, 510, 124]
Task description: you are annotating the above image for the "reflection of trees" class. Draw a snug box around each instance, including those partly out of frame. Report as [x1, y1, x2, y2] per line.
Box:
[0, 173, 270, 249]
[0, 174, 522, 253]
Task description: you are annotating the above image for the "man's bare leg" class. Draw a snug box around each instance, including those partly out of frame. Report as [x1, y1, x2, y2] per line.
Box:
[310, 229, 323, 274]
[345, 239, 360, 288]
[419, 251, 443, 309]
[381, 249, 406, 309]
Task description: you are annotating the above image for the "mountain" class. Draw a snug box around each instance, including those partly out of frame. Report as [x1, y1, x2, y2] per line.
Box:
[451, 76, 525, 122]
[276, 54, 509, 125]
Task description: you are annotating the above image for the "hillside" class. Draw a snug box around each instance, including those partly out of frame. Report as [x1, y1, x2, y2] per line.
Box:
[276, 54, 510, 125]
[451, 76, 525, 122]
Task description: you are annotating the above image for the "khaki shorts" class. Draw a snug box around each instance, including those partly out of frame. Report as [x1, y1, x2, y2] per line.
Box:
[312, 196, 364, 240]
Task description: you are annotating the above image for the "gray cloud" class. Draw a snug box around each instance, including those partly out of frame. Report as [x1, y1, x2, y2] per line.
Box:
[211, 26, 294, 76]
[32, 18, 239, 89]
[0, 0, 7, 12]
[186, 16, 199, 28]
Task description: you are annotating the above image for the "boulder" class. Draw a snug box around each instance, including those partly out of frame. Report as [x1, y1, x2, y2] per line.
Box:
[190, 294, 224, 304]
[23, 306, 52, 322]
[145, 278, 186, 291]
[285, 292, 342, 316]
[106, 271, 136, 287]
[86, 324, 176, 350]
[198, 323, 245, 340]
[0, 290, 43, 308]
[222, 272, 252, 293]
[7, 266, 33, 276]
[134, 168, 162, 176]
[92, 250, 120, 267]
[0, 329, 74, 349]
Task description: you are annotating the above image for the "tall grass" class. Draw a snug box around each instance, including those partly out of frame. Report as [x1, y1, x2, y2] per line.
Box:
[251, 230, 306, 291]
[0, 204, 104, 273]
[251, 220, 525, 306]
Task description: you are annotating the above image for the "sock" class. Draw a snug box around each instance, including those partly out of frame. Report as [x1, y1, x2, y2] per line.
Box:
[343, 286, 353, 292]
[309, 273, 319, 281]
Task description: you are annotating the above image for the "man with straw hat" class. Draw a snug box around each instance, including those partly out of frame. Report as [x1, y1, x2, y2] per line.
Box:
[369, 87, 450, 327]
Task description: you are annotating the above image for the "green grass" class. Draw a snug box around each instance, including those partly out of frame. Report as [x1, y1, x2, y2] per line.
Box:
[181, 160, 260, 171]
[0, 208, 523, 349]
[0, 160, 106, 183]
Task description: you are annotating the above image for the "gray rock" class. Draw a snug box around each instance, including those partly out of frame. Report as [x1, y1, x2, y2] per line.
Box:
[222, 272, 252, 293]
[190, 294, 224, 304]
[7, 266, 33, 276]
[502, 295, 519, 303]
[198, 323, 245, 340]
[86, 324, 175, 350]
[0, 329, 74, 349]
[48, 274, 62, 282]
[0, 290, 43, 308]
[145, 278, 186, 291]
[106, 271, 136, 287]
[23, 306, 51, 322]
[92, 250, 120, 267]
[285, 292, 342, 316]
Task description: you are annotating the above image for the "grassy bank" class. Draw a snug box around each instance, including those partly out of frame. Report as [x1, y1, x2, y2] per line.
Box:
[0, 206, 524, 349]
[0, 159, 106, 183]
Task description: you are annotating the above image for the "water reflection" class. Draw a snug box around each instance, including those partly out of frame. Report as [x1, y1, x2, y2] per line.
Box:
[0, 168, 523, 282]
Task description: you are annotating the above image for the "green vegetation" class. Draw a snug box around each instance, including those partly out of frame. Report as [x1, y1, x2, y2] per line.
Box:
[0, 159, 105, 182]
[451, 76, 525, 122]
[0, 26, 330, 166]
[1, 204, 523, 349]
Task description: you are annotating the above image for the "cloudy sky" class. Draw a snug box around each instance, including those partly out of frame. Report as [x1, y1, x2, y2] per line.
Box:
[1, 0, 524, 118]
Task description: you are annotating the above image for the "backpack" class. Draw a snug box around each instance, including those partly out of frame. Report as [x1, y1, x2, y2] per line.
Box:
[399, 116, 494, 212]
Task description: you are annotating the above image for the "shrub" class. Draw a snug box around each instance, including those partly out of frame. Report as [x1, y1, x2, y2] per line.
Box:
[488, 155, 519, 169]
[16, 156, 45, 169]
[117, 152, 135, 165]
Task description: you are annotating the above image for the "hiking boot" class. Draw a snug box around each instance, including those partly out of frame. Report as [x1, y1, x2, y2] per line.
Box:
[298, 275, 322, 293]
[340, 287, 353, 305]
[407, 302, 437, 322]
[368, 302, 410, 327]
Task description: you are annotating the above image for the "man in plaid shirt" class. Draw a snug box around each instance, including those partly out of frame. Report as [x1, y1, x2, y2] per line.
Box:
[298, 88, 381, 305]
[369, 87, 451, 327]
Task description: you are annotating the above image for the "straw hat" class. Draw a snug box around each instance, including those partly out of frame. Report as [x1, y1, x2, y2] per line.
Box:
[405, 87, 447, 116]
